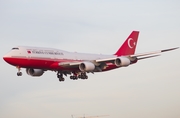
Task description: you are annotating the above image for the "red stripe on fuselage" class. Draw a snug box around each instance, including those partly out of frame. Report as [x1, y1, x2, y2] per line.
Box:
[3, 57, 120, 72]
[3, 57, 79, 70]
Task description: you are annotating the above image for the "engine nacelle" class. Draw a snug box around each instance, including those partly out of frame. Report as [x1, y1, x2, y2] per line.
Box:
[79, 61, 95, 72]
[26, 68, 44, 76]
[114, 57, 131, 67]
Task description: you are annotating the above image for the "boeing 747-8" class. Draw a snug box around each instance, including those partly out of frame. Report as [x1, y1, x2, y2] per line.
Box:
[3, 31, 178, 82]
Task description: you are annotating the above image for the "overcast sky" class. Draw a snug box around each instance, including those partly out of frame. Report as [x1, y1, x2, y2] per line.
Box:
[0, 0, 180, 118]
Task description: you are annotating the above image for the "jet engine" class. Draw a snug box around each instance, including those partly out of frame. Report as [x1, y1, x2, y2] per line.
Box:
[79, 61, 95, 72]
[26, 68, 44, 76]
[114, 57, 131, 67]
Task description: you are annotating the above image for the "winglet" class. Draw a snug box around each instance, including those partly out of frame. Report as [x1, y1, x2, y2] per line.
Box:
[114, 31, 139, 56]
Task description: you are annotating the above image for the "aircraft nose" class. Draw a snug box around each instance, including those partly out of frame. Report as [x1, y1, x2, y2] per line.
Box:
[3, 54, 11, 62]
[3, 55, 7, 61]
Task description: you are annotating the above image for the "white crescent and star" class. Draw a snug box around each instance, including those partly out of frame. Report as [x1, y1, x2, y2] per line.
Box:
[128, 38, 136, 48]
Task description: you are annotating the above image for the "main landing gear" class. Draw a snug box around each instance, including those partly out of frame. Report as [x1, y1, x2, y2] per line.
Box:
[78, 72, 88, 79]
[70, 72, 88, 80]
[70, 75, 78, 80]
[57, 72, 65, 82]
[57, 72, 88, 82]
[16, 66, 22, 76]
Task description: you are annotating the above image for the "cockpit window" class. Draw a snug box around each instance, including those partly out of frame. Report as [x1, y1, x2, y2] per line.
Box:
[12, 47, 19, 50]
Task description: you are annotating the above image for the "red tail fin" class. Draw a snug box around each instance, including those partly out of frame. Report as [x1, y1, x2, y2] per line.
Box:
[114, 31, 139, 56]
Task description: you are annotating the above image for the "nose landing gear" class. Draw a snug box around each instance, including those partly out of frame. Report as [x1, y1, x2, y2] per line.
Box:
[16, 66, 22, 76]
[17, 72, 22, 76]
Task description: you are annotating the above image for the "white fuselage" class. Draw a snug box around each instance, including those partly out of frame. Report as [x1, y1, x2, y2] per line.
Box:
[3, 46, 117, 71]
[4, 46, 116, 61]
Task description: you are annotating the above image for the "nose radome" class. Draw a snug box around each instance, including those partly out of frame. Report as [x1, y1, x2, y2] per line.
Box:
[3, 55, 7, 61]
[3, 54, 11, 61]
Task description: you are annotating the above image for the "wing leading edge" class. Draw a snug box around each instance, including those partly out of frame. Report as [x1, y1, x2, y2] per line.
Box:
[131, 47, 179, 60]
[58, 47, 179, 70]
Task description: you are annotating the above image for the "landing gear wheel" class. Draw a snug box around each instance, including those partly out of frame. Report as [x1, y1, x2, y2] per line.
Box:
[17, 72, 22, 76]
[85, 75, 88, 79]
[79, 73, 88, 79]
[70, 75, 78, 80]
[57, 72, 65, 82]
[59, 77, 65, 82]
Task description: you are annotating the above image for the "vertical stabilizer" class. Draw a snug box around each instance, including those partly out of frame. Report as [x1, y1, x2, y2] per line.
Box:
[114, 31, 139, 56]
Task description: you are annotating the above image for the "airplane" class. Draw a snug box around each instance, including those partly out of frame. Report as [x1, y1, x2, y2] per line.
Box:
[3, 31, 179, 82]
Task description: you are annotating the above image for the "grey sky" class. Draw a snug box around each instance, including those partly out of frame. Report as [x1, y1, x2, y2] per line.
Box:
[0, 0, 180, 118]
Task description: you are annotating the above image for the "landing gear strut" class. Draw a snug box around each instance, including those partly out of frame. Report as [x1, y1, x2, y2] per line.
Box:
[70, 72, 78, 80]
[57, 72, 64, 82]
[79, 72, 88, 79]
[16, 66, 22, 76]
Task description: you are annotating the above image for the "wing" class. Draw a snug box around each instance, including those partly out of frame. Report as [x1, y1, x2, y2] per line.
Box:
[130, 47, 179, 60]
[95, 47, 179, 65]
[58, 47, 179, 72]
